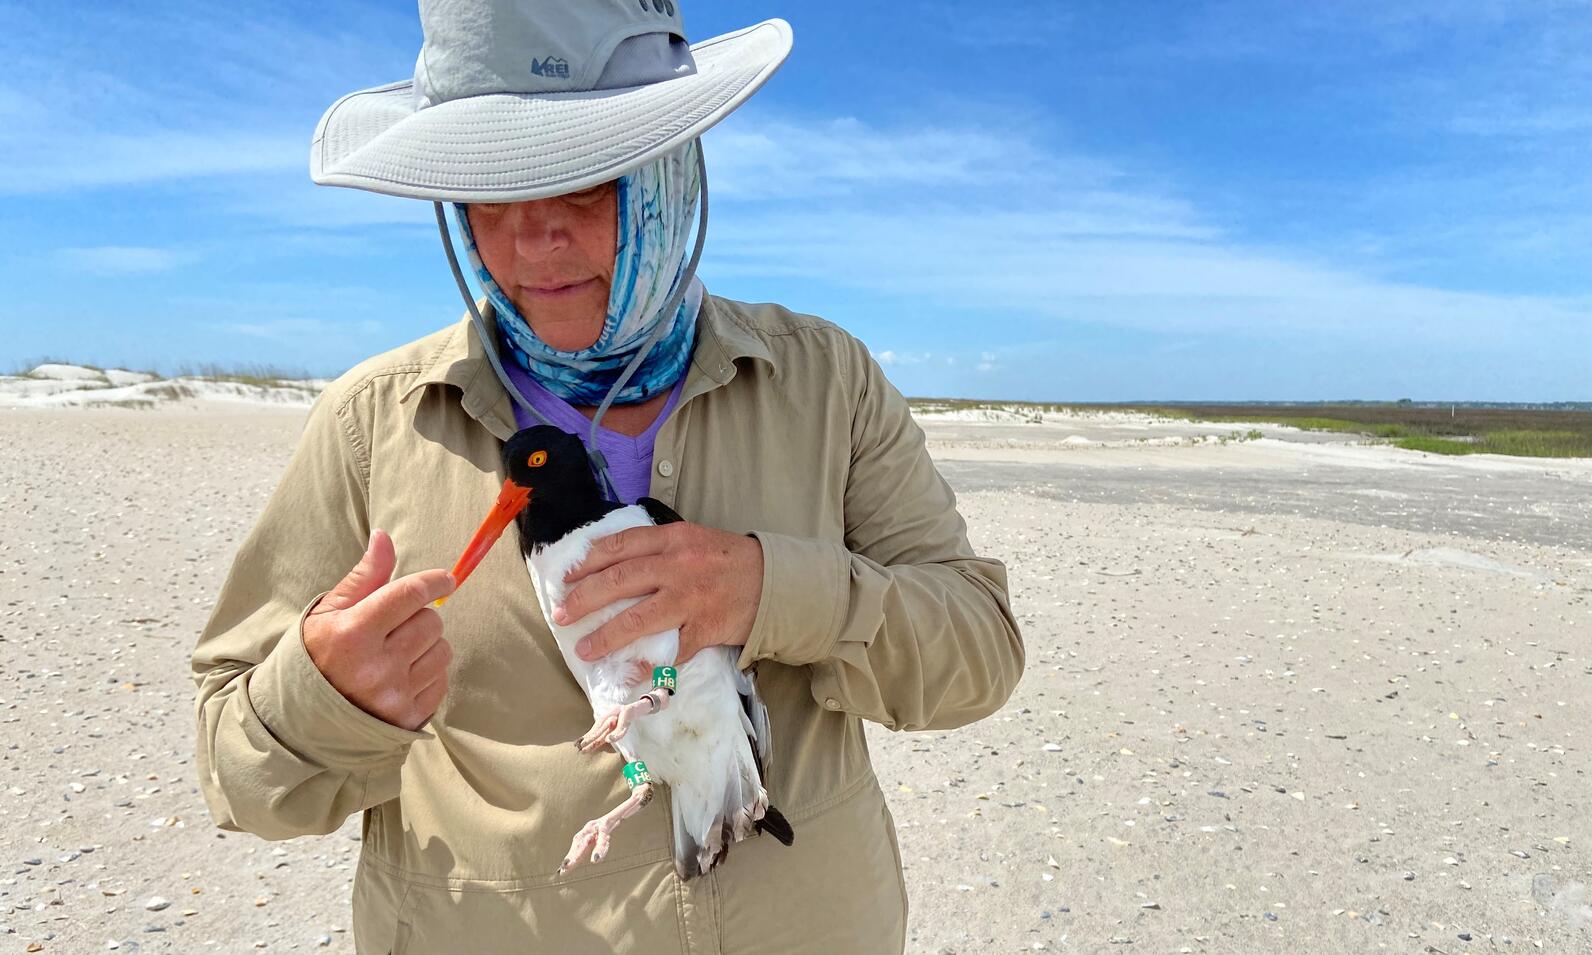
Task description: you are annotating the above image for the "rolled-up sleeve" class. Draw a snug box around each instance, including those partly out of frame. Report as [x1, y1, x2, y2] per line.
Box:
[192, 385, 426, 841]
[740, 339, 1024, 731]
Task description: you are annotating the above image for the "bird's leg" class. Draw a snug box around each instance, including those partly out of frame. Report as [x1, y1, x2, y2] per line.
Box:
[573, 666, 678, 754]
[559, 764, 657, 874]
[574, 695, 659, 753]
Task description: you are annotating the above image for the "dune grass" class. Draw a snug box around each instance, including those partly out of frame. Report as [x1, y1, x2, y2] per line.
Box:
[170, 361, 319, 388]
[4, 357, 320, 385]
[143, 382, 198, 401]
[5, 355, 85, 377]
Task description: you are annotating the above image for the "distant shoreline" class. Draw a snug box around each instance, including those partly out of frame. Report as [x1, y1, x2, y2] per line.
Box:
[7, 360, 1586, 409]
[7, 363, 1590, 457]
[911, 398, 1592, 459]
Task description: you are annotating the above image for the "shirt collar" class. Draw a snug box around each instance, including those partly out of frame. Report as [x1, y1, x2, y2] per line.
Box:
[399, 294, 777, 437]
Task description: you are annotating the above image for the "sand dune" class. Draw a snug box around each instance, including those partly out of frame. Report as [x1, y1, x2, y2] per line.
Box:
[0, 364, 322, 410]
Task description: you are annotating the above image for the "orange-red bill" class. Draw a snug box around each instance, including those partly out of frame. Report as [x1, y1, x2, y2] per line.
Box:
[435, 478, 531, 607]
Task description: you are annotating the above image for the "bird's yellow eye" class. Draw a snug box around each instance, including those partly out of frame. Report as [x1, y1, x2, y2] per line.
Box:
[527, 450, 548, 468]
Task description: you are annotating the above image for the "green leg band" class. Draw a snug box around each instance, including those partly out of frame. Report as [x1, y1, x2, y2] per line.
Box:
[622, 760, 655, 790]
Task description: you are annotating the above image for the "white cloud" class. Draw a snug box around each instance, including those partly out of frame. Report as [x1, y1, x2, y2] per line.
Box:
[54, 245, 186, 276]
[705, 117, 1117, 203]
[872, 350, 934, 366]
[0, 2, 409, 195]
[872, 348, 1004, 375]
[1448, 104, 1592, 138]
[222, 177, 441, 230]
[220, 318, 384, 343]
[703, 111, 1592, 349]
[4, 132, 304, 194]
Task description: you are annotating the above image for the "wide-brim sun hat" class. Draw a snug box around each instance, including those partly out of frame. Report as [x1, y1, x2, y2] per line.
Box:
[310, 0, 791, 202]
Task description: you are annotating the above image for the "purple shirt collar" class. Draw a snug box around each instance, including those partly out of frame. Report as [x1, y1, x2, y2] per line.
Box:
[501, 358, 684, 505]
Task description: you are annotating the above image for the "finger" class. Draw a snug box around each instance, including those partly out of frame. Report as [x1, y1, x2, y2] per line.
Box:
[316, 529, 396, 613]
[670, 632, 703, 667]
[576, 597, 675, 661]
[358, 569, 457, 636]
[410, 671, 449, 727]
[554, 554, 669, 625]
[409, 635, 453, 684]
[564, 526, 669, 584]
[387, 607, 444, 663]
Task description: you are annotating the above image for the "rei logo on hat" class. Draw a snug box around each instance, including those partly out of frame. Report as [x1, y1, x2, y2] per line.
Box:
[531, 56, 571, 79]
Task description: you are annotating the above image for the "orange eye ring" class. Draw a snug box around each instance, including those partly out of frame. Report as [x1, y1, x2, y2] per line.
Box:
[527, 450, 548, 468]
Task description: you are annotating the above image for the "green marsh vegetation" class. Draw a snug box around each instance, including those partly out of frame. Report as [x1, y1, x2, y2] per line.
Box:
[906, 397, 1592, 459]
[1136, 404, 1592, 458]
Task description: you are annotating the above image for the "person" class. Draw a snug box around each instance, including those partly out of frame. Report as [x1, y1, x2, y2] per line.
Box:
[191, 1, 1023, 951]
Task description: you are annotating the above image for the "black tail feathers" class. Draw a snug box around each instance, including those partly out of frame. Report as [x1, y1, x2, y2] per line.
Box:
[757, 805, 795, 846]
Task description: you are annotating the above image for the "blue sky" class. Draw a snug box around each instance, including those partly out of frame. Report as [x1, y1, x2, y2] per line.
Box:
[2, 0, 1588, 401]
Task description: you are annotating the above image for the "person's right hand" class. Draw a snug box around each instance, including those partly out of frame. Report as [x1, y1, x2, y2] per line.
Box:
[303, 529, 458, 731]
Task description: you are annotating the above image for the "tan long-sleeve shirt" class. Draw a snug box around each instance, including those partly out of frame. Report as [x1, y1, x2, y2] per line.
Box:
[192, 295, 1023, 954]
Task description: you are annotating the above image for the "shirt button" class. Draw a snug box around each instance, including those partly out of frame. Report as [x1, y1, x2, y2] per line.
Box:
[824, 698, 841, 711]
[657, 459, 674, 477]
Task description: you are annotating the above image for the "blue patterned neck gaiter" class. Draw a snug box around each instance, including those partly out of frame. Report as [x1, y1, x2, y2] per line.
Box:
[453, 139, 703, 406]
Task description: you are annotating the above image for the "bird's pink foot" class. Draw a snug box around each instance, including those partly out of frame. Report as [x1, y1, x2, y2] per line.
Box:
[559, 783, 654, 873]
[575, 699, 646, 753]
[574, 691, 672, 754]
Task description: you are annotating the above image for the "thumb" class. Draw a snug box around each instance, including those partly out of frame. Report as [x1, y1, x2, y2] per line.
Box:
[317, 529, 396, 613]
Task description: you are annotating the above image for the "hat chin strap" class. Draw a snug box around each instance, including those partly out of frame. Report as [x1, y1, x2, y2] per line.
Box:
[435, 143, 710, 503]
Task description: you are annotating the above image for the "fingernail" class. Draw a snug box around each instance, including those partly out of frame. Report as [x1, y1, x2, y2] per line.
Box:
[552, 605, 568, 624]
[576, 638, 592, 659]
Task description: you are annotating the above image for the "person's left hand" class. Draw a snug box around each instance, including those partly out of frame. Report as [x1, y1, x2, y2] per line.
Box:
[552, 522, 764, 664]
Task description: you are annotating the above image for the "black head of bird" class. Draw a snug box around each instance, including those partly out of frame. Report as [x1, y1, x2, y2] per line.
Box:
[501, 425, 618, 551]
[440, 426, 611, 603]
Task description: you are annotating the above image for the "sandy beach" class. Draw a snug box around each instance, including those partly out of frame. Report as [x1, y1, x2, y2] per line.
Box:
[2, 391, 1588, 952]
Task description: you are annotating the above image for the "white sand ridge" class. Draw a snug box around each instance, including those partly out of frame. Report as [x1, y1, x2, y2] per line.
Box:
[0, 363, 325, 410]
